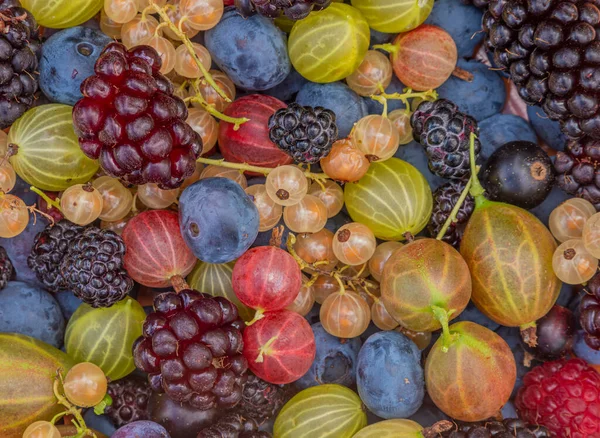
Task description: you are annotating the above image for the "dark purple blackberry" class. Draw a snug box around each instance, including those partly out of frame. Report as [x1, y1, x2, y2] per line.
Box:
[237, 373, 291, 422]
[440, 418, 551, 437]
[580, 272, 600, 349]
[554, 138, 600, 209]
[133, 289, 248, 411]
[0, 6, 40, 129]
[234, 0, 331, 20]
[197, 414, 271, 438]
[461, 0, 489, 8]
[268, 103, 337, 164]
[59, 227, 133, 308]
[410, 99, 481, 180]
[428, 180, 475, 247]
[27, 220, 84, 292]
[105, 375, 152, 427]
[0, 246, 13, 289]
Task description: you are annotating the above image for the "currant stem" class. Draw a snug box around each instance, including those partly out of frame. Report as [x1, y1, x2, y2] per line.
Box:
[369, 88, 438, 114]
[188, 79, 248, 130]
[431, 305, 457, 353]
[370, 95, 388, 118]
[435, 176, 473, 241]
[29, 186, 61, 211]
[468, 132, 486, 201]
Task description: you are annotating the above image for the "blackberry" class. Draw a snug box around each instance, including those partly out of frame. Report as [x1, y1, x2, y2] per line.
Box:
[410, 99, 481, 180]
[235, 0, 332, 21]
[59, 227, 133, 308]
[440, 418, 551, 437]
[461, 0, 489, 7]
[27, 220, 84, 292]
[268, 103, 337, 164]
[72, 42, 202, 189]
[428, 180, 475, 247]
[580, 272, 600, 349]
[0, 5, 40, 129]
[237, 373, 291, 422]
[105, 375, 152, 428]
[554, 138, 600, 209]
[197, 414, 271, 438]
[0, 246, 13, 289]
[133, 289, 249, 411]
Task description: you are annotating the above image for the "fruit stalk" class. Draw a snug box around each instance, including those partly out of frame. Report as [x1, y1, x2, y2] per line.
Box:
[430, 305, 457, 353]
[170, 274, 190, 293]
[420, 420, 454, 438]
[435, 176, 473, 240]
[187, 79, 249, 130]
[468, 132, 486, 203]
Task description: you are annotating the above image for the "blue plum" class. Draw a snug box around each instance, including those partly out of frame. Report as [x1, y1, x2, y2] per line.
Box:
[112, 421, 170, 438]
[364, 76, 407, 115]
[264, 67, 308, 102]
[526, 105, 567, 151]
[437, 59, 506, 121]
[478, 114, 538, 160]
[425, 0, 484, 57]
[204, 10, 290, 91]
[296, 81, 368, 138]
[357, 331, 425, 419]
[295, 322, 362, 389]
[54, 290, 83, 320]
[179, 178, 259, 263]
[83, 410, 117, 437]
[39, 26, 112, 105]
[0, 281, 65, 348]
[394, 141, 446, 191]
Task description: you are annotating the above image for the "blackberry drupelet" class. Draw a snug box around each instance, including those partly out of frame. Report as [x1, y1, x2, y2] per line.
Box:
[133, 289, 249, 411]
[72, 42, 202, 189]
[197, 414, 271, 438]
[237, 373, 291, 422]
[410, 99, 481, 180]
[0, 246, 13, 289]
[580, 272, 600, 349]
[27, 220, 84, 292]
[440, 418, 551, 437]
[105, 375, 152, 427]
[483, 0, 600, 142]
[60, 227, 133, 308]
[235, 0, 332, 21]
[554, 138, 600, 209]
[268, 103, 337, 164]
[428, 181, 475, 247]
[0, 5, 40, 129]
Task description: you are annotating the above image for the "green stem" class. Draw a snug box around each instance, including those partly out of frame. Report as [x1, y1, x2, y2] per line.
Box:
[189, 80, 248, 130]
[30, 186, 61, 211]
[435, 176, 473, 240]
[370, 95, 388, 118]
[255, 335, 278, 363]
[468, 132, 486, 201]
[245, 309, 265, 327]
[372, 43, 400, 55]
[431, 306, 457, 353]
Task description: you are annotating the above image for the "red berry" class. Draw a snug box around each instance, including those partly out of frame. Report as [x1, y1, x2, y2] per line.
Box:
[515, 358, 600, 437]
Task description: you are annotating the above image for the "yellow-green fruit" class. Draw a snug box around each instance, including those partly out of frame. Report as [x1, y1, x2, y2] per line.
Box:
[65, 297, 146, 380]
[344, 158, 432, 241]
[460, 200, 561, 327]
[274, 384, 367, 438]
[187, 261, 254, 321]
[21, 0, 103, 28]
[353, 419, 423, 437]
[288, 4, 370, 83]
[351, 0, 434, 33]
[8, 104, 99, 191]
[0, 334, 75, 438]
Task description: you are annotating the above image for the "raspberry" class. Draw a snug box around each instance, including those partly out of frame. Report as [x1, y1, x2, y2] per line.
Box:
[72, 42, 202, 190]
[515, 358, 600, 437]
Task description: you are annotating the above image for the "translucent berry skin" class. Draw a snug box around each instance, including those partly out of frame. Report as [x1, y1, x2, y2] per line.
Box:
[516, 358, 600, 437]
[243, 310, 316, 384]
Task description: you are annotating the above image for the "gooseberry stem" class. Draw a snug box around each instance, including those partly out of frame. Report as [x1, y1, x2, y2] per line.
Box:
[187, 79, 249, 130]
[246, 309, 265, 327]
[431, 305, 457, 353]
[372, 43, 399, 55]
[520, 321, 538, 348]
[29, 186, 61, 211]
[435, 176, 473, 241]
[170, 274, 190, 293]
[255, 335, 278, 363]
[468, 132, 486, 202]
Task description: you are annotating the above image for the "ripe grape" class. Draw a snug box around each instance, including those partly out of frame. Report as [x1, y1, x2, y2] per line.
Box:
[0, 194, 28, 238]
[308, 181, 344, 218]
[92, 176, 133, 222]
[0, 161, 16, 193]
[180, 0, 224, 31]
[320, 139, 370, 183]
[294, 228, 338, 273]
[320, 291, 371, 338]
[200, 165, 247, 188]
[191, 71, 236, 112]
[286, 275, 315, 317]
[346, 50, 392, 97]
[174, 43, 211, 79]
[283, 194, 328, 234]
[60, 184, 103, 226]
[162, 3, 199, 40]
[245, 184, 282, 232]
[313, 275, 338, 304]
[139, 35, 176, 74]
[583, 212, 600, 259]
[333, 223, 377, 266]
[63, 362, 108, 408]
[351, 115, 400, 162]
[100, 10, 123, 40]
[550, 198, 596, 243]
[265, 165, 308, 206]
[186, 108, 218, 155]
[371, 299, 399, 331]
[552, 239, 598, 285]
[388, 110, 414, 145]
[104, 0, 137, 24]
[22, 421, 61, 438]
[121, 14, 161, 49]
[369, 241, 404, 282]
[137, 183, 178, 209]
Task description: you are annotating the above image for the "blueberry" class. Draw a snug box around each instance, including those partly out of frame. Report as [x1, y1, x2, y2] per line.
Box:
[425, 0, 484, 57]
[364, 76, 407, 116]
[295, 322, 362, 389]
[112, 421, 171, 438]
[179, 178, 259, 264]
[394, 141, 446, 191]
[0, 281, 65, 348]
[357, 331, 425, 419]
[478, 114, 538, 160]
[263, 67, 308, 103]
[455, 302, 501, 332]
[526, 105, 568, 151]
[296, 81, 368, 138]
[83, 410, 117, 437]
[370, 29, 395, 47]
[39, 26, 112, 105]
[54, 290, 83, 320]
[437, 59, 506, 121]
[205, 9, 291, 91]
